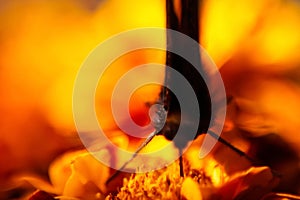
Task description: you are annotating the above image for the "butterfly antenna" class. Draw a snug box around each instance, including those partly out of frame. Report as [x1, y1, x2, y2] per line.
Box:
[105, 130, 157, 185]
[105, 104, 167, 185]
[207, 130, 282, 177]
[207, 130, 257, 164]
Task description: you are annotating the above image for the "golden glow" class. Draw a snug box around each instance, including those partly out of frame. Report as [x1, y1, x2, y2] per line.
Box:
[203, 159, 227, 187]
[1, 0, 300, 198]
[249, 2, 300, 67]
[0, 0, 165, 133]
[201, 0, 271, 67]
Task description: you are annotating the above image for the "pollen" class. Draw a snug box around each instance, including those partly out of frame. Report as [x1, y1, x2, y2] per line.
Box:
[106, 159, 213, 200]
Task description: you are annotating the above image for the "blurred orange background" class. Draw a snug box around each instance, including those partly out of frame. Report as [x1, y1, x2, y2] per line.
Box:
[0, 0, 300, 194]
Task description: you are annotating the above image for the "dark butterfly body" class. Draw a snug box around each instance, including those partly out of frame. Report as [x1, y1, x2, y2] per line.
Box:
[158, 0, 212, 150]
[155, 0, 285, 177]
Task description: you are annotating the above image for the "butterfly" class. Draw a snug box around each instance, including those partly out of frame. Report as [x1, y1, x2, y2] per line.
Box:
[106, 0, 277, 185]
